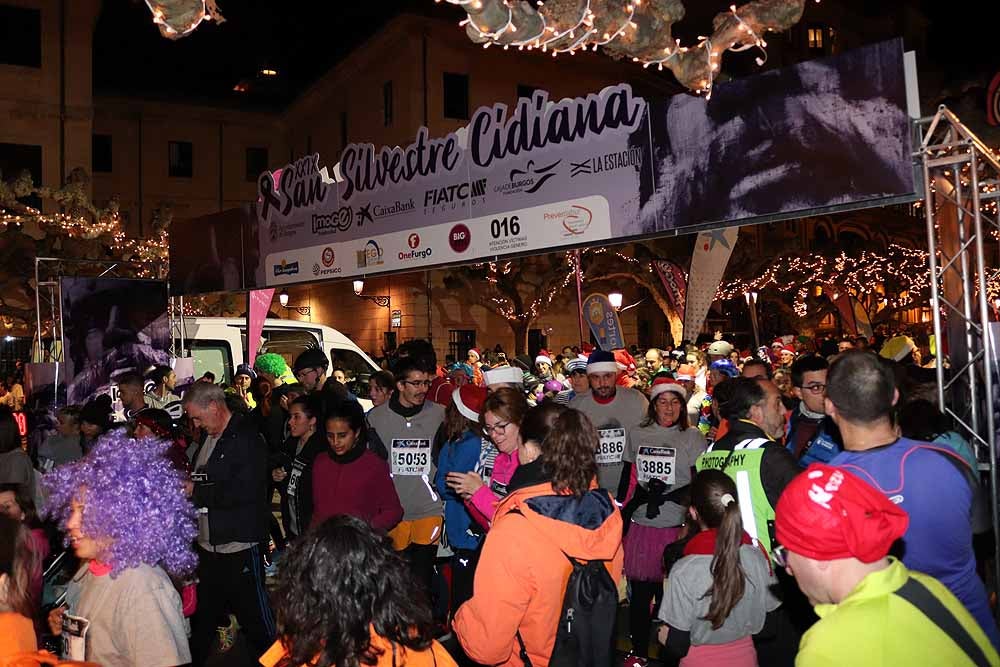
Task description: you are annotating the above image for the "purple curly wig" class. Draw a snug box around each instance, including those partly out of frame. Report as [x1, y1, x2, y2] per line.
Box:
[43, 430, 198, 578]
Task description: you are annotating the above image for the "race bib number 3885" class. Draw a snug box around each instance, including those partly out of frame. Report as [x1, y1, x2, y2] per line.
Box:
[636, 446, 676, 484]
[596, 428, 626, 465]
[391, 439, 432, 476]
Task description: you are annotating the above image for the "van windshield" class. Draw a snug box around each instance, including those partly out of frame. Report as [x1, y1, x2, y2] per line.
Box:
[330, 347, 378, 398]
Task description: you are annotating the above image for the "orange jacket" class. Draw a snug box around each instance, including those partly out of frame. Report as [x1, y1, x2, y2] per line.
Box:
[453, 482, 624, 667]
[258, 630, 456, 667]
[0, 613, 36, 661]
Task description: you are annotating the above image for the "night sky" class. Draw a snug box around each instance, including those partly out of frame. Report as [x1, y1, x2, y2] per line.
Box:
[92, 0, 1000, 109]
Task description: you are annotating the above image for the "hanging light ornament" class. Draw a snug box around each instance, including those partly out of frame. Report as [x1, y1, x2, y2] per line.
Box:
[143, 0, 225, 40]
[442, 0, 808, 96]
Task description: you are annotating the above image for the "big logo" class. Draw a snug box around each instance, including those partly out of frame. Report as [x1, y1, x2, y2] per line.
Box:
[449, 224, 471, 253]
[356, 240, 384, 268]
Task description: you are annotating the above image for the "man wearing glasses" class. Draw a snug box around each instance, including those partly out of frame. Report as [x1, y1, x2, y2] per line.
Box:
[785, 355, 842, 466]
[365, 356, 445, 597]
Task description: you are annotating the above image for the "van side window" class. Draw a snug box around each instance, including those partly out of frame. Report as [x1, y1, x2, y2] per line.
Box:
[189, 340, 233, 385]
[259, 329, 322, 371]
[329, 348, 377, 395]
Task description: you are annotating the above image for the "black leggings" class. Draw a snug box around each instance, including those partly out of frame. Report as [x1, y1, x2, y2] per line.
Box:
[404, 542, 438, 599]
[630, 579, 663, 659]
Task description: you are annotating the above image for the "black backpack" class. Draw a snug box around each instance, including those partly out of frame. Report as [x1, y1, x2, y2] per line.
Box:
[516, 551, 618, 667]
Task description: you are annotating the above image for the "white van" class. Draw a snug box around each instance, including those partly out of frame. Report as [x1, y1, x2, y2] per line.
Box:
[180, 317, 380, 409]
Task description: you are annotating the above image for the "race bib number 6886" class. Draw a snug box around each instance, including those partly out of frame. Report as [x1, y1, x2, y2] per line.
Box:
[596, 428, 626, 465]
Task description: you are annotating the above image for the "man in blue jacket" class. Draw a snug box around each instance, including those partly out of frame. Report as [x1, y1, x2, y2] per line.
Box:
[827, 351, 999, 649]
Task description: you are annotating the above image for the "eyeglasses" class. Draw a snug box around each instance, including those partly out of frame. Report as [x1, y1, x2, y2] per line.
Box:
[402, 380, 432, 388]
[799, 383, 826, 394]
[772, 544, 789, 569]
[482, 420, 511, 436]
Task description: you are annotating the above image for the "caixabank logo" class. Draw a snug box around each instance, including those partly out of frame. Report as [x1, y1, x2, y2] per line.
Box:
[399, 233, 433, 261]
[273, 259, 300, 277]
[356, 240, 384, 268]
[312, 247, 342, 277]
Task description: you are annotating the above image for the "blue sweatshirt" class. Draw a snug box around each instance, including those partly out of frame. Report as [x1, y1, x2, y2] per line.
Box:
[434, 429, 485, 551]
[832, 438, 999, 648]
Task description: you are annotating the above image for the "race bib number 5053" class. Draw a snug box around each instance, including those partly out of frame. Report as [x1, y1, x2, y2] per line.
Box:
[596, 428, 625, 465]
[636, 446, 676, 484]
[391, 439, 432, 476]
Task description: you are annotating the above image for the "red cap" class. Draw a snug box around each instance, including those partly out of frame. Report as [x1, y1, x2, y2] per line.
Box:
[776, 464, 908, 563]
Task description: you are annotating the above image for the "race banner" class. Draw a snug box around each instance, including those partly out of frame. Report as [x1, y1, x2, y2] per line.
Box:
[653, 260, 687, 323]
[168, 40, 917, 295]
[684, 228, 739, 341]
[583, 293, 625, 351]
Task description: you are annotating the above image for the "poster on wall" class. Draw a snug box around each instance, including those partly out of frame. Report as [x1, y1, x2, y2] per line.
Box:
[60, 278, 171, 408]
[167, 40, 918, 296]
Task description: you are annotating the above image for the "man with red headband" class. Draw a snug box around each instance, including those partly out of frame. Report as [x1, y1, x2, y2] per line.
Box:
[775, 463, 998, 666]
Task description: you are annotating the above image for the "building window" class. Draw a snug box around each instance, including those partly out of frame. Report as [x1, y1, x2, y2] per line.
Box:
[92, 134, 112, 173]
[246, 147, 268, 181]
[340, 111, 348, 150]
[0, 6, 41, 68]
[383, 81, 393, 127]
[168, 141, 193, 178]
[448, 329, 476, 364]
[517, 84, 540, 102]
[0, 143, 42, 209]
[807, 26, 824, 51]
[443, 72, 470, 120]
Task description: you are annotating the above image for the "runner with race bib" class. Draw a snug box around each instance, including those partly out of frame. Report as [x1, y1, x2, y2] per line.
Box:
[570, 350, 649, 501]
[621, 378, 708, 664]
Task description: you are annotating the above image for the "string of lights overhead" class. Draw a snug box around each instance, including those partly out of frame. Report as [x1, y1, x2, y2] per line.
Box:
[439, 0, 811, 97]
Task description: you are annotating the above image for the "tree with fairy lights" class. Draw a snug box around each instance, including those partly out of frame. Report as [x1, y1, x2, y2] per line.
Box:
[0, 168, 171, 333]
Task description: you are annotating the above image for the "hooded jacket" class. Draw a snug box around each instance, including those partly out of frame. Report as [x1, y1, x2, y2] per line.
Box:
[453, 481, 624, 667]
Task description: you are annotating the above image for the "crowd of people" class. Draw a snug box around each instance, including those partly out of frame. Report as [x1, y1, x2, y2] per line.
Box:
[0, 328, 997, 667]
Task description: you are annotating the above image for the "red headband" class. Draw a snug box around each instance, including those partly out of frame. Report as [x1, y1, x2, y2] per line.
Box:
[776, 464, 908, 563]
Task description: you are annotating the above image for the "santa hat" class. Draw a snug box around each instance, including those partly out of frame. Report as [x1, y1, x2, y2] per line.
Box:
[675, 364, 697, 382]
[467, 348, 481, 361]
[483, 366, 524, 386]
[453, 384, 487, 421]
[581, 342, 595, 356]
[535, 350, 553, 367]
[586, 349, 619, 375]
[614, 349, 637, 373]
[780, 345, 796, 356]
[650, 377, 687, 401]
[771, 338, 785, 348]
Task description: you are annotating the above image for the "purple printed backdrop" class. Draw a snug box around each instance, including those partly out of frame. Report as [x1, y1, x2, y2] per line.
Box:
[167, 40, 915, 296]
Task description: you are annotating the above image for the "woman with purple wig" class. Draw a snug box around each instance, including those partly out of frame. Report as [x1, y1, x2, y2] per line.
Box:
[42, 430, 197, 666]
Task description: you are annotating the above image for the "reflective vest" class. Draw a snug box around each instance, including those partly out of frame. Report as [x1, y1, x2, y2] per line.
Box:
[696, 437, 775, 553]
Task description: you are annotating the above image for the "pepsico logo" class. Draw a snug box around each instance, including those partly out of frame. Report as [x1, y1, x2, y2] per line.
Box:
[321, 247, 335, 267]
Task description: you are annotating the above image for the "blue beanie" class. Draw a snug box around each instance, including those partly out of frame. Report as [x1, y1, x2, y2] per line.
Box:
[587, 350, 619, 374]
[710, 359, 740, 378]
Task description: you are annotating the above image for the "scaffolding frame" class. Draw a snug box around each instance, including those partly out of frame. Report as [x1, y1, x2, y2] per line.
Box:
[918, 105, 1000, 598]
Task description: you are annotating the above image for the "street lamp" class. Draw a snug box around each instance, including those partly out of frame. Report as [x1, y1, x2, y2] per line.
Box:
[352, 279, 390, 308]
[278, 289, 311, 316]
[744, 291, 760, 349]
[608, 292, 623, 310]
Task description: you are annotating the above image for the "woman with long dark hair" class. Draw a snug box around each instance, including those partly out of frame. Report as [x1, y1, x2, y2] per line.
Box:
[0, 515, 37, 657]
[454, 407, 624, 666]
[260, 515, 457, 667]
[622, 378, 708, 662]
[310, 401, 402, 531]
[272, 395, 327, 540]
[0, 483, 48, 625]
[656, 469, 779, 666]
[434, 385, 488, 616]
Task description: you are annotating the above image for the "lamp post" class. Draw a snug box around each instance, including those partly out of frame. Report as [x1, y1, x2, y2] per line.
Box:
[744, 291, 760, 349]
[608, 291, 623, 310]
[352, 279, 391, 308]
[278, 289, 311, 316]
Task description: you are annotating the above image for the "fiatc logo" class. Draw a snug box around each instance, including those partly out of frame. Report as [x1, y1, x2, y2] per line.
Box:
[449, 224, 471, 253]
[356, 240, 384, 268]
[273, 259, 300, 277]
[312, 247, 342, 277]
[543, 204, 593, 237]
[423, 178, 487, 212]
[399, 233, 433, 261]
